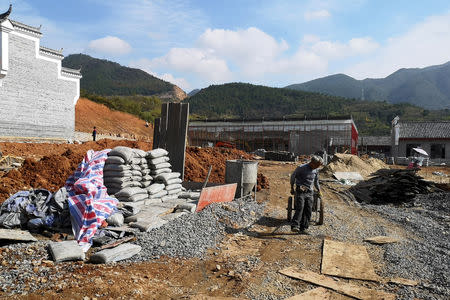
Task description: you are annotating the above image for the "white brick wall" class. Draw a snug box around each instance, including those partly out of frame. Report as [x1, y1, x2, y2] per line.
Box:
[0, 30, 79, 139]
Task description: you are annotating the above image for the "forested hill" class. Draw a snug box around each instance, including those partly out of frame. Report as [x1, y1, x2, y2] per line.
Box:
[186, 83, 449, 135]
[285, 61, 450, 110]
[62, 54, 186, 101]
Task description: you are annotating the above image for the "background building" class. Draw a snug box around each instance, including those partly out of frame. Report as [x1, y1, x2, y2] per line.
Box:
[188, 117, 358, 155]
[0, 6, 81, 141]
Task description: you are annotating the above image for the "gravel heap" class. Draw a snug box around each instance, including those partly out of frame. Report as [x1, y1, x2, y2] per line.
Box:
[130, 196, 265, 261]
[365, 192, 450, 299]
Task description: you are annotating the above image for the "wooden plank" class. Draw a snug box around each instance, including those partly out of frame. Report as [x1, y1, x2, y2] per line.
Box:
[285, 287, 352, 300]
[279, 267, 395, 300]
[0, 228, 37, 242]
[388, 277, 418, 286]
[196, 183, 237, 212]
[153, 118, 161, 149]
[159, 103, 169, 150]
[364, 236, 400, 245]
[166, 103, 182, 174]
[178, 103, 189, 180]
[321, 239, 381, 281]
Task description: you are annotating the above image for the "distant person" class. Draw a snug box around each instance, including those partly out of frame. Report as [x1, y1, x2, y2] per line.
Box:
[290, 155, 323, 234]
[92, 126, 97, 141]
[145, 121, 149, 127]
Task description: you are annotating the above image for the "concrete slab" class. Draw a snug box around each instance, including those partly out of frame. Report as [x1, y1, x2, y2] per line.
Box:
[90, 243, 141, 263]
[0, 228, 37, 242]
[279, 267, 395, 300]
[321, 239, 381, 281]
[49, 241, 85, 262]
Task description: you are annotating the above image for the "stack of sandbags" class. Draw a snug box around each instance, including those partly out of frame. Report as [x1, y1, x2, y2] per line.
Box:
[103, 146, 153, 202]
[146, 149, 183, 202]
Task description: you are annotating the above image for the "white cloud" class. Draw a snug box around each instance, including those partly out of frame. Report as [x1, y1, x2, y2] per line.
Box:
[304, 9, 331, 21]
[302, 34, 321, 44]
[87, 36, 132, 55]
[309, 37, 379, 59]
[160, 73, 191, 91]
[347, 12, 450, 79]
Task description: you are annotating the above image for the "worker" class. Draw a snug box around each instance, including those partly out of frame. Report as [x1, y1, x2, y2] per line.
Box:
[92, 126, 97, 141]
[290, 155, 323, 234]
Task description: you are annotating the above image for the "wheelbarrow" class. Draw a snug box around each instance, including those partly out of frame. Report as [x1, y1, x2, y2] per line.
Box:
[287, 191, 324, 225]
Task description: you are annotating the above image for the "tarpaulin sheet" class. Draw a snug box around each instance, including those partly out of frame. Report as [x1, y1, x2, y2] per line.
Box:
[65, 149, 118, 252]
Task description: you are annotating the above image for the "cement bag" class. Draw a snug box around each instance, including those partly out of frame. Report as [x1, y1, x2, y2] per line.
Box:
[179, 191, 201, 199]
[161, 194, 178, 202]
[147, 148, 168, 159]
[140, 181, 152, 188]
[103, 177, 132, 184]
[146, 183, 165, 195]
[166, 178, 182, 185]
[142, 175, 153, 181]
[105, 181, 138, 190]
[151, 162, 171, 170]
[105, 156, 126, 164]
[176, 203, 197, 213]
[115, 187, 147, 198]
[131, 157, 147, 165]
[131, 176, 142, 182]
[150, 190, 168, 199]
[108, 146, 134, 163]
[133, 149, 147, 158]
[131, 170, 142, 176]
[140, 169, 151, 176]
[155, 172, 181, 184]
[148, 156, 170, 165]
[151, 168, 172, 175]
[140, 164, 149, 169]
[131, 165, 142, 171]
[165, 183, 182, 191]
[103, 170, 133, 178]
[118, 193, 148, 203]
[106, 213, 124, 227]
[167, 188, 182, 195]
[103, 164, 131, 171]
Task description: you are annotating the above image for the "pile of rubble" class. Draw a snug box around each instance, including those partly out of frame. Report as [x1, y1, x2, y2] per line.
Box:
[322, 153, 387, 178]
[349, 169, 437, 204]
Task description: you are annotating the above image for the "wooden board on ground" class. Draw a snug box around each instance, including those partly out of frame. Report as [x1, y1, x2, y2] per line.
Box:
[364, 236, 400, 245]
[285, 287, 352, 299]
[279, 267, 395, 300]
[388, 277, 418, 286]
[322, 239, 381, 281]
[0, 228, 37, 242]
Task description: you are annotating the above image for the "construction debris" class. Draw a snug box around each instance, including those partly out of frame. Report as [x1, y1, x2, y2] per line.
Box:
[349, 169, 436, 204]
[364, 236, 401, 245]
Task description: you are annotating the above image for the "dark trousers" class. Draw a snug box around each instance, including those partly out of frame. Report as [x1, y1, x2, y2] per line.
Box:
[292, 190, 313, 230]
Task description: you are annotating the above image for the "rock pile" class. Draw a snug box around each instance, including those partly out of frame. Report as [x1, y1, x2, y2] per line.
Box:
[349, 169, 437, 204]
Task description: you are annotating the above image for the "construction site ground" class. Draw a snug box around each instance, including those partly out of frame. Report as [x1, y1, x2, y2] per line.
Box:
[0, 139, 448, 298]
[0, 99, 448, 299]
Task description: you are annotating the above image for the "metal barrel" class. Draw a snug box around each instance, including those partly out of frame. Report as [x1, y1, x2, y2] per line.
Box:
[225, 159, 258, 198]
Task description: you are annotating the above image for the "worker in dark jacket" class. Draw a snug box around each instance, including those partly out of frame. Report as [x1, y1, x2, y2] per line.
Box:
[290, 155, 323, 234]
[92, 126, 97, 141]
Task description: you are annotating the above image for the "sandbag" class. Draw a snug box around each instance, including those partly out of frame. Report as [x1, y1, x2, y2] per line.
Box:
[106, 213, 124, 227]
[133, 149, 147, 158]
[166, 178, 182, 185]
[165, 183, 182, 191]
[108, 146, 135, 163]
[105, 181, 139, 190]
[103, 177, 132, 184]
[140, 169, 151, 176]
[117, 193, 148, 203]
[179, 191, 201, 199]
[146, 183, 165, 195]
[148, 156, 170, 165]
[115, 187, 148, 198]
[161, 194, 179, 202]
[148, 189, 168, 199]
[103, 170, 133, 178]
[167, 188, 182, 195]
[151, 162, 171, 170]
[151, 168, 172, 175]
[142, 175, 153, 181]
[147, 148, 168, 158]
[155, 172, 181, 183]
[131, 170, 142, 176]
[131, 165, 142, 171]
[103, 164, 131, 171]
[105, 156, 126, 164]
[140, 181, 152, 188]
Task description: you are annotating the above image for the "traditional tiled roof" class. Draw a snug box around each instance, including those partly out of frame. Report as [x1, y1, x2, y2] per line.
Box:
[9, 19, 42, 36]
[61, 67, 82, 77]
[359, 136, 391, 146]
[399, 122, 450, 139]
[39, 46, 64, 58]
[0, 5, 12, 22]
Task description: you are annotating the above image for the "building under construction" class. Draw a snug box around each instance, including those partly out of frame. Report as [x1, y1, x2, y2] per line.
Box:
[188, 117, 358, 155]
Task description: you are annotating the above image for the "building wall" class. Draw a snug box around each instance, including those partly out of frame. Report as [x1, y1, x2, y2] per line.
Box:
[398, 139, 450, 162]
[0, 30, 78, 139]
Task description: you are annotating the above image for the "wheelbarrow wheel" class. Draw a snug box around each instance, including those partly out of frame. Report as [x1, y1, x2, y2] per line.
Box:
[317, 197, 324, 225]
[287, 196, 293, 222]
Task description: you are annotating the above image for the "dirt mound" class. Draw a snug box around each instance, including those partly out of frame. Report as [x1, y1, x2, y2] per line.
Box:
[75, 98, 153, 140]
[0, 143, 268, 203]
[322, 153, 388, 178]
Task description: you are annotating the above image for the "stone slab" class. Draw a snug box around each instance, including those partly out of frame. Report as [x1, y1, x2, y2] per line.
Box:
[321, 239, 381, 281]
[0, 228, 37, 242]
[49, 241, 85, 262]
[90, 243, 141, 263]
[285, 287, 352, 300]
[364, 236, 401, 245]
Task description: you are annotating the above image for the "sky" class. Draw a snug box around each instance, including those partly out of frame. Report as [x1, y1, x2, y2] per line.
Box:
[1, 0, 450, 92]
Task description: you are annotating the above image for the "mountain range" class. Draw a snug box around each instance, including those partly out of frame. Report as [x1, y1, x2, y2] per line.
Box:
[62, 54, 186, 101]
[285, 61, 450, 110]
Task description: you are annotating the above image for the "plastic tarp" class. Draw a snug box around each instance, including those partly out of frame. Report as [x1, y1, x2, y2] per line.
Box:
[65, 149, 118, 252]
